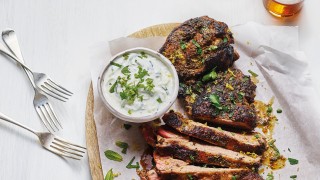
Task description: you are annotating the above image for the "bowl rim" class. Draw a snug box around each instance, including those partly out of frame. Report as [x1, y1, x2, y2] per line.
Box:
[97, 47, 179, 123]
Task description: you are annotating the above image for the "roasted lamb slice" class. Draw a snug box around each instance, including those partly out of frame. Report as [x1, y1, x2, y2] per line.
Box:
[154, 152, 263, 180]
[156, 136, 261, 168]
[180, 68, 257, 130]
[160, 16, 239, 80]
[162, 111, 266, 154]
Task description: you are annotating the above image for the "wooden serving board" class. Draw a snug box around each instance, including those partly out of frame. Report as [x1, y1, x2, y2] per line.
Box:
[85, 23, 179, 180]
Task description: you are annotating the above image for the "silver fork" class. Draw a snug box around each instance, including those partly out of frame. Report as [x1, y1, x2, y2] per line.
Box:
[1, 29, 62, 132]
[0, 30, 73, 102]
[0, 112, 86, 160]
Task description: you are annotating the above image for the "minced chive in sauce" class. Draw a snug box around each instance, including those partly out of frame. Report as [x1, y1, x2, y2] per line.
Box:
[103, 51, 174, 117]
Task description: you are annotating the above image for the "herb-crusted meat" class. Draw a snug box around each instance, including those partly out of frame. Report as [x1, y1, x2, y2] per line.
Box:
[179, 68, 257, 130]
[160, 16, 239, 80]
[162, 111, 266, 154]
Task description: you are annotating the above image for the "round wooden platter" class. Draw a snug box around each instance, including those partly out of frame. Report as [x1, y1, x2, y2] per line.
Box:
[85, 23, 179, 180]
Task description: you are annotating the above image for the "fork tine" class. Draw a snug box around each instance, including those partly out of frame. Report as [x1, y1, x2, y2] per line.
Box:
[43, 104, 59, 130]
[40, 86, 67, 102]
[41, 85, 69, 100]
[46, 103, 62, 129]
[48, 146, 81, 160]
[54, 138, 86, 150]
[35, 106, 54, 132]
[39, 105, 56, 132]
[45, 81, 72, 97]
[52, 141, 85, 153]
[51, 144, 84, 157]
[48, 79, 73, 95]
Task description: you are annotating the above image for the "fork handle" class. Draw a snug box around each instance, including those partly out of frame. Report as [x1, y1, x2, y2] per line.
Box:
[0, 43, 34, 73]
[2, 29, 36, 88]
[0, 112, 38, 136]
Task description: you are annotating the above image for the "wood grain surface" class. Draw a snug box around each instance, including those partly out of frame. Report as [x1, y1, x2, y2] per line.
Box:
[85, 23, 179, 180]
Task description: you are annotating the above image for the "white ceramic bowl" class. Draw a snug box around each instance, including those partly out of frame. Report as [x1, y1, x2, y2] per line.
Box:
[98, 47, 179, 123]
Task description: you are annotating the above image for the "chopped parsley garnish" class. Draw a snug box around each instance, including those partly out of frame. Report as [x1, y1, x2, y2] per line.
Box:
[157, 97, 162, 103]
[223, 37, 228, 43]
[187, 174, 193, 180]
[232, 176, 237, 180]
[104, 150, 123, 162]
[138, 51, 148, 59]
[267, 106, 273, 113]
[288, 158, 299, 165]
[110, 61, 122, 68]
[288, 148, 291, 152]
[180, 41, 187, 50]
[189, 155, 195, 161]
[128, 109, 132, 114]
[192, 39, 202, 55]
[277, 108, 282, 113]
[266, 173, 274, 180]
[109, 80, 118, 93]
[254, 134, 260, 139]
[115, 141, 129, 154]
[208, 45, 218, 51]
[202, 69, 217, 82]
[126, 156, 140, 169]
[123, 52, 130, 60]
[209, 93, 222, 110]
[145, 78, 155, 92]
[248, 70, 258, 77]
[135, 66, 149, 79]
[121, 66, 130, 75]
[105, 168, 114, 180]
[123, 123, 132, 130]
[290, 175, 297, 179]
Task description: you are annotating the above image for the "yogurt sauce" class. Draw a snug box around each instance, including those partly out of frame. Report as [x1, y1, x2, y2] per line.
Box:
[102, 51, 175, 117]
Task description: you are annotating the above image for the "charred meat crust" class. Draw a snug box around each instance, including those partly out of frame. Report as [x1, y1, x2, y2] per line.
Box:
[160, 16, 239, 80]
[180, 68, 257, 130]
[154, 152, 263, 180]
[162, 111, 266, 154]
[156, 136, 261, 169]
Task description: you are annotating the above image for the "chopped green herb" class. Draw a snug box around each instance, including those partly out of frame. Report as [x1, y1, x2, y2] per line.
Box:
[232, 175, 237, 180]
[187, 174, 193, 180]
[123, 52, 130, 60]
[104, 150, 123, 162]
[105, 168, 114, 180]
[288, 158, 299, 165]
[209, 93, 222, 110]
[223, 37, 228, 43]
[128, 109, 132, 115]
[288, 148, 291, 152]
[157, 97, 162, 103]
[277, 109, 282, 113]
[254, 134, 260, 139]
[135, 66, 149, 79]
[267, 106, 273, 113]
[238, 92, 245, 100]
[180, 41, 187, 50]
[266, 173, 274, 180]
[189, 155, 195, 161]
[115, 141, 129, 154]
[202, 69, 217, 82]
[290, 175, 297, 179]
[121, 66, 130, 75]
[217, 127, 222, 131]
[126, 156, 140, 169]
[248, 70, 258, 77]
[208, 45, 218, 51]
[138, 51, 148, 59]
[110, 61, 122, 68]
[192, 39, 202, 55]
[123, 124, 132, 130]
[109, 80, 118, 93]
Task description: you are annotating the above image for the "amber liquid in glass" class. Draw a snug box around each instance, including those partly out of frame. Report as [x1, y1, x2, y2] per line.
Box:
[263, 0, 304, 17]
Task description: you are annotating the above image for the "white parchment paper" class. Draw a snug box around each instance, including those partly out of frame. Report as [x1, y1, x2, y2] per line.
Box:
[90, 22, 320, 179]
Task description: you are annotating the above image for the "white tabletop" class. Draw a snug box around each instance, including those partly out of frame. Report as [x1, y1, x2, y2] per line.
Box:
[0, 0, 319, 179]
